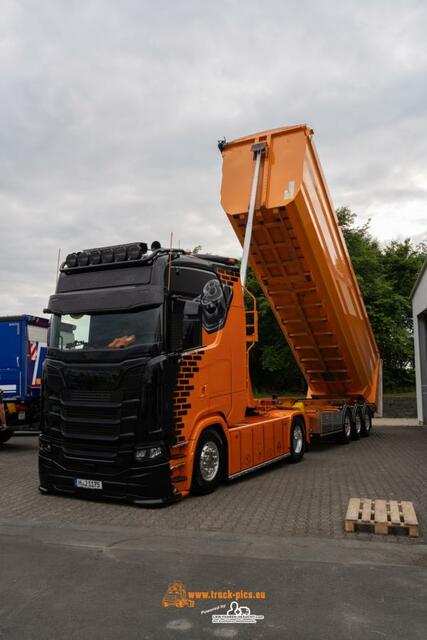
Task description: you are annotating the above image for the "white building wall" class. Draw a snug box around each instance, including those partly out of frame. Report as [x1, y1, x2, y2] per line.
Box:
[412, 268, 427, 425]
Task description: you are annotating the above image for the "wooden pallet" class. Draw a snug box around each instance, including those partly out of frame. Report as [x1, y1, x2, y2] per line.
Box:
[345, 498, 419, 537]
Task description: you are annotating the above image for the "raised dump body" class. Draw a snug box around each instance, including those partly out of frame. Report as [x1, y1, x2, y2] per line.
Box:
[220, 124, 380, 404]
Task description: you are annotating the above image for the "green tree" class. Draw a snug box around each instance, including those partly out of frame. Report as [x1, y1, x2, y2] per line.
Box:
[337, 207, 426, 390]
[246, 268, 305, 395]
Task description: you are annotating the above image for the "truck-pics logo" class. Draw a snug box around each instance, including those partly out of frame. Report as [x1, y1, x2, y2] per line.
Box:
[162, 581, 195, 608]
[162, 581, 266, 624]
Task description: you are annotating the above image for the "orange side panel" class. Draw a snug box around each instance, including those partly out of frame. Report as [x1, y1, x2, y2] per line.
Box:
[228, 429, 241, 475]
[240, 428, 253, 470]
[263, 422, 275, 460]
[274, 421, 285, 456]
[253, 425, 264, 465]
[220, 124, 380, 403]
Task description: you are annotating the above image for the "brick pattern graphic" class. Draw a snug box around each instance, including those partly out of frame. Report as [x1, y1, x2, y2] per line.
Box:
[215, 267, 239, 286]
[173, 352, 204, 442]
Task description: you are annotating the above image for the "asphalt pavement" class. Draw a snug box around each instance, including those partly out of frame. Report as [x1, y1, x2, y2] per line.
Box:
[1, 519, 426, 640]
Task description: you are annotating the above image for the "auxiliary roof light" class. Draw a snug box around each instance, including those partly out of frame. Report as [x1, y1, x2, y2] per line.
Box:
[65, 253, 78, 268]
[77, 252, 89, 267]
[127, 243, 142, 260]
[114, 245, 127, 262]
[101, 247, 114, 263]
[88, 249, 101, 265]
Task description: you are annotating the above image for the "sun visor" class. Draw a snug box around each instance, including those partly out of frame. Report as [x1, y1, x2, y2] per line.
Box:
[47, 285, 164, 315]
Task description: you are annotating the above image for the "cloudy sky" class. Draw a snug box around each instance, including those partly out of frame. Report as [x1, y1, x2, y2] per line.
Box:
[1, 0, 426, 316]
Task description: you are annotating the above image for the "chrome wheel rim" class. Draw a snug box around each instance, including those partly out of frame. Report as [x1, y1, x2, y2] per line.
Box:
[344, 415, 351, 438]
[355, 414, 362, 435]
[200, 441, 220, 482]
[292, 425, 303, 454]
[365, 414, 371, 432]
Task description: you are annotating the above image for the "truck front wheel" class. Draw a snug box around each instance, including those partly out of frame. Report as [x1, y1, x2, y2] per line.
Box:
[191, 429, 224, 495]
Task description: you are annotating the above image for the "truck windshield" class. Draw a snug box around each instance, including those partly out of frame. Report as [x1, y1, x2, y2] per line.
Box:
[50, 307, 162, 351]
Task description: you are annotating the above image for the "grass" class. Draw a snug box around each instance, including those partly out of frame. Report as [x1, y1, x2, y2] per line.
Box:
[384, 390, 416, 397]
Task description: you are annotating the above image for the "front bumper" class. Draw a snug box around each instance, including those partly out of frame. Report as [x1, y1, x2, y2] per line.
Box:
[39, 451, 179, 507]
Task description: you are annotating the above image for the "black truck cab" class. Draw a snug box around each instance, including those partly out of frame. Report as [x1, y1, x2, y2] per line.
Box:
[39, 242, 234, 506]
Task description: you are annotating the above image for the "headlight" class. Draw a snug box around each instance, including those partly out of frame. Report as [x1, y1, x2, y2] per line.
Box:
[135, 446, 163, 461]
[135, 448, 148, 461]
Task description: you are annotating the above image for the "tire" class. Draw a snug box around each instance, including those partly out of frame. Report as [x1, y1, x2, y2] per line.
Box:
[335, 408, 352, 444]
[289, 418, 305, 463]
[191, 428, 224, 495]
[352, 406, 363, 440]
[0, 432, 13, 445]
[361, 406, 372, 437]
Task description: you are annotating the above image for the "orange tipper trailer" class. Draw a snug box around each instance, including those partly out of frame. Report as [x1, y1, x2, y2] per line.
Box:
[220, 124, 381, 407]
[39, 124, 381, 507]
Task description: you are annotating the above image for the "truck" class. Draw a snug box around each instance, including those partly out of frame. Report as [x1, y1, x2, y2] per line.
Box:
[0, 315, 48, 441]
[38, 123, 381, 506]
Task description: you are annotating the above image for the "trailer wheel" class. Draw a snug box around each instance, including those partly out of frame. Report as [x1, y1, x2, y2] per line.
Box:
[0, 432, 12, 445]
[361, 406, 372, 437]
[191, 428, 224, 495]
[336, 408, 352, 445]
[289, 418, 305, 463]
[352, 406, 363, 440]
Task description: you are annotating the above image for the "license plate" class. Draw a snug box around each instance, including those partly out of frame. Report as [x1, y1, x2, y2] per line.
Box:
[74, 479, 103, 490]
[18, 411, 26, 420]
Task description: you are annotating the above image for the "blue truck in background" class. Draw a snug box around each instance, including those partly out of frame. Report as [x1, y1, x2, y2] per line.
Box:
[0, 315, 48, 439]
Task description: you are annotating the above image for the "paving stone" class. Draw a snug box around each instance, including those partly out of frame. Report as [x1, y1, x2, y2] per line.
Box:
[1, 425, 426, 544]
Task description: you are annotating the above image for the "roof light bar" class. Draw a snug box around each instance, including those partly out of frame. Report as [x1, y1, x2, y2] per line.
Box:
[63, 242, 149, 271]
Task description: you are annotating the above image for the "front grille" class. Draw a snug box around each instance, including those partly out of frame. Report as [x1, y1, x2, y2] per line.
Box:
[63, 440, 117, 460]
[69, 390, 114, 402]
[44, 363, 146, 450]
[62, 423, 120, 439]
[62, 404, 120, 421]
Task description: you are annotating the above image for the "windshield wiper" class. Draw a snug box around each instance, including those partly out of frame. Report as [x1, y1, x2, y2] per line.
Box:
[66, 340, 89, 350]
